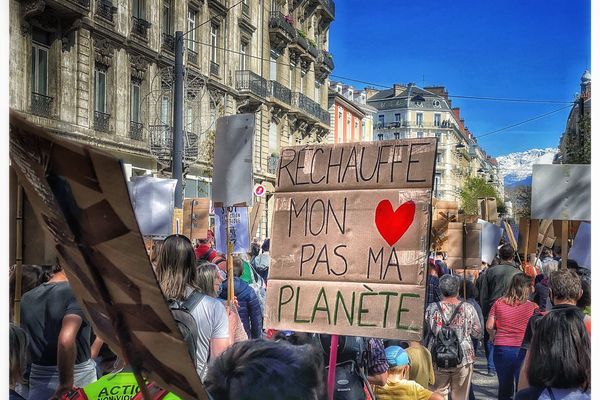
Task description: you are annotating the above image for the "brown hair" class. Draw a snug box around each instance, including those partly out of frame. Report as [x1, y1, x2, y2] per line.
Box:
[197, 263, 220, 297]
[502, 273, 532, 306]
[156, 235, 198, 300]
[548, 270, 582, 302]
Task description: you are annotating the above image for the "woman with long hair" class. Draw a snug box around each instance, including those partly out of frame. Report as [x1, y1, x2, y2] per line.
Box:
[515, 307, 590, 399]
[486, 273, 538, 400]
[156, 235, 229, 380]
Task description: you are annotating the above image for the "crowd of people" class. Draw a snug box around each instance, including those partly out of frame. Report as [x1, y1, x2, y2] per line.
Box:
[8, 232, 591, 400]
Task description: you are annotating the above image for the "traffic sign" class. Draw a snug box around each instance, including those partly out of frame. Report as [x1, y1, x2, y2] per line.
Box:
[254, 184, 266, 197]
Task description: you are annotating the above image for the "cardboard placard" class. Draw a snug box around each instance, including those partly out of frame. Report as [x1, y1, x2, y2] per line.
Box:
[446, 223, 482, 269]
[9, 113, 208, 400]
[214, 207, 250, 254]
[568, 222, 590, 269]
[182, 198, 209, 242]
[172, 208, 183, 234]
[130, 176, 177, 236]
[248, 200, 264, 239]
[531, 164, 591, 221]
[432, 200, 459, 222]
[212, 114, 255, 207]
[264, 139, 436, 340]
[430, 220, 450, 252]
[477, 197, 498, 222]
[478, 219, 504, 265]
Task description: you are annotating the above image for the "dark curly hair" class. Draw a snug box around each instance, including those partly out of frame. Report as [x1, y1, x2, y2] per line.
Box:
[205, 339, 325, 400]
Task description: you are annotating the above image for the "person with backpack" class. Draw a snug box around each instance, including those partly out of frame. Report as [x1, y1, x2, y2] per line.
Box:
[252, 238, 271, 282]
[424, 274, 483, 400]
[373, 345, 443, 400]
[156, 234, 229, 381]
[485, 273, 538, 400]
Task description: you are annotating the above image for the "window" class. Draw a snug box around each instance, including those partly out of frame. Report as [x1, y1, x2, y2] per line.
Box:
[435, 132, 441, 138]
[132, 0, 144, 18]
[394, 113, 401, 122]
[240, 41, 248, 70]
[437, 152, 442, 163]
[378, 115, 384, 127]
[434, 113, 441, 127]
[417, 132, 424, 138]
[160, 95, 170, 125]
[94, 66, 107, 113]
[131, 83, 141, 123]
[269, 121, 279, 153]
[187, 9, 197, 51]
[433, 99, 441, 108]
[31, 32, 49, 96]
[163, 0, 171, 34]
[416, 113, 423, 126]
[210, 24, 219, 63]
[269, 51, 278, 81]
[378, 134, 384, 140]
[394, 132, 400, 139]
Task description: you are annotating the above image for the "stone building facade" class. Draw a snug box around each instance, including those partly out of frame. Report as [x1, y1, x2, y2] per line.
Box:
[9, 0, 334, 263]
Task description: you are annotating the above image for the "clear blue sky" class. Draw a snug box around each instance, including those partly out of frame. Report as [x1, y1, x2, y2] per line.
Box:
[329, 0, 591, 157]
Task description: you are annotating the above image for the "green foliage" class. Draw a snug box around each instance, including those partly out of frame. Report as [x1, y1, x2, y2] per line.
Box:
[297, 29, 307, 38]
[459, 177, 502, 216]
[562, 113, 590, 164]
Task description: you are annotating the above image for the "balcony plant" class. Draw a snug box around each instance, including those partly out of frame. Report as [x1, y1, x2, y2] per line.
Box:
[297, 29, 307, 38]
[308, 38, 317, 47]
[284, 15, 294, 24]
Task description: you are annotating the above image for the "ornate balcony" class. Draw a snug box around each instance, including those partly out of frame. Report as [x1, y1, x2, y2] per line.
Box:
[268, 12, 296, 51]
[30, 92, 53, 118]
[96, 0, 117, 21]
[94, 111, 110, 132]
[149, 124, 172, 161]
[162, 33, 175, 52]
[267, 154, 280, 174]
[269, 80, 291, 105]
[242, 2, 250, 16]
[184, 131, 199, 161]
[318, 50, 334, 71]
[235, 70, 268, 98]
[210, 61, 220, 76]
[295, 34, 309, 52]
[129, 121, 144, 141]
[187, 49, 198, 64]
[131, 16, 151, 39]
[306, 42, 319, 59]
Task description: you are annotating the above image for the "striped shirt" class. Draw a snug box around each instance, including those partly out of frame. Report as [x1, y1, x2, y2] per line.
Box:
[489, 299, 538, 347]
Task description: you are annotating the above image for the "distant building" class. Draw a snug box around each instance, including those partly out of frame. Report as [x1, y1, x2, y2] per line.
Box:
[327, 82, 367, 143]
[555, 70, 591, 164]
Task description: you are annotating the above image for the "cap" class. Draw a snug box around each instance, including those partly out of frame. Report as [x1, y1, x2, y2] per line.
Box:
[385, 346, 410, 367]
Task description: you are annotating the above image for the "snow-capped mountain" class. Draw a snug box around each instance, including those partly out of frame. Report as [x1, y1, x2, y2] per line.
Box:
[497, 148, 559, 187]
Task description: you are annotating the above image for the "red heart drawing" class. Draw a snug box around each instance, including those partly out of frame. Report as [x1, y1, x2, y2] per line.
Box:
[375, 200, 416, 246]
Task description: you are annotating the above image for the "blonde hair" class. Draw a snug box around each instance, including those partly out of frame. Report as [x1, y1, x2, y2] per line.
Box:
[387, 365, 410, 381]
[197, 262, 220, 297]
[502, 273, 532, 306]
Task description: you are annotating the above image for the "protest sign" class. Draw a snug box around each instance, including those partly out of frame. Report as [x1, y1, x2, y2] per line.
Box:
[248, 200, 264, 239]
[568, 222, 590, 269]
[478, 219, 504, 265]
[9, 113, 208, 400]
[214, 207, 250, 254]
[477, 197, 498, 222]
[131, 176, 177, 236]
[182, 198, 209, 242]
[445, 223, 482, 269]
[211, 114, 255, 207]
[531, 164, 591, 221]
[264, 139, 436, 340]
[172, 208, 183, 234]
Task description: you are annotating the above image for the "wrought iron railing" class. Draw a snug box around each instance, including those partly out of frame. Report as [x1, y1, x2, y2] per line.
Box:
[268, 12, 296, 40]
[129, 121, 144, 141]
[162, 33, 175, 52]
[318, 109, 330, 125]
[318, 50, 334, 70]
[96, 0, 116, 21]
[235, 70, 268, 98]
[269, 80, 291, 105]
[31, 92, 53, 117]
[77, 0, 90, 8]
[293, 92, 320, 118]
[149, 124, 172, 155]
[184, 131, 199, 160]
[94, 111, 110, 132]
[187, 49, 198, 64]
[267, 154, 280, 174]
[131, 16, 151, 38]
[295, 34, 309, 51]
[242, 2, 250, 16]
[210, 61, 220, 76]
[318, 0, 335, 17]
[306, 42, 319, 59]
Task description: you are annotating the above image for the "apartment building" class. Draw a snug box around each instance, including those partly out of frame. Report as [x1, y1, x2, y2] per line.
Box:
[366, 83, 502, 205]
[9, 0, 334, 263]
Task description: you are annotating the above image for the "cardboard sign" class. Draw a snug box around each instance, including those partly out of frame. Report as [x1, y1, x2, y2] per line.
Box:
[130, 176, 177, 236]
[478, 219, 504, 265]
[568, 222, 590, 269]
[212, 114, 255, 207]
[531, 164, 591, 221]
[182, 198, 209, 242]
[248, 200, 264, 239]
[214, 207, 250, 254]
[446, 223, 482, 269]
[478, 197, 498, 222]
[9, 114, 208, 400]
[172, 208, 183, 234]
[264, 139, 436, 340]
[432, 200, 459, 222]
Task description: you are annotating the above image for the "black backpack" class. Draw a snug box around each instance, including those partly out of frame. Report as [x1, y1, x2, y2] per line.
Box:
[318, 335, 372, 400]
[169, 290, 204, 364]
[431, 301, 464, 369]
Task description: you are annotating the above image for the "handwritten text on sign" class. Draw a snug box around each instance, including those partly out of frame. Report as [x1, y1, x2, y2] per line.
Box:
[264, 139, 436, 340]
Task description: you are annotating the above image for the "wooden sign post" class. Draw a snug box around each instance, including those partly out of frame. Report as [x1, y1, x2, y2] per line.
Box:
[265, 139, 437, 340]
[561, 220, 568, 270]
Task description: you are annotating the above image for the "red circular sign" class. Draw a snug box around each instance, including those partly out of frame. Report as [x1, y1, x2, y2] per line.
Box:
[254, 184, 266, 197]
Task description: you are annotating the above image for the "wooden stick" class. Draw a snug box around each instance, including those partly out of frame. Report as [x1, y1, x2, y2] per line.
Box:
[533, 220, 552, 273]
[132, 367, 152, 400]
[503, 221, 522, 268]
[226, 207, 235, 306]
[561, 220, 568, 270]
[13, 184, 24, 325]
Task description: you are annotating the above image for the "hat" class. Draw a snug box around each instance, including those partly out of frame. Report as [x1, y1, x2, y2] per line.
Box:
[385, 346, 410, 367]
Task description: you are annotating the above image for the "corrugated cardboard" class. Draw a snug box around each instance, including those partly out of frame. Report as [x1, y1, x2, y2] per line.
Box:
[446, 223, 482, 269]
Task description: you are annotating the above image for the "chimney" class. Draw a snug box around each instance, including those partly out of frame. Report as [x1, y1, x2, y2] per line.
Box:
[393, 83, 406, 97]
[364, 87, 380, 99]
[424, 86, 448, 100]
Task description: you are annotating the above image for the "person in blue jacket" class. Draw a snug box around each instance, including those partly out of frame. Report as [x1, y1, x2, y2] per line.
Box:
[219, 257, 263, 339]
